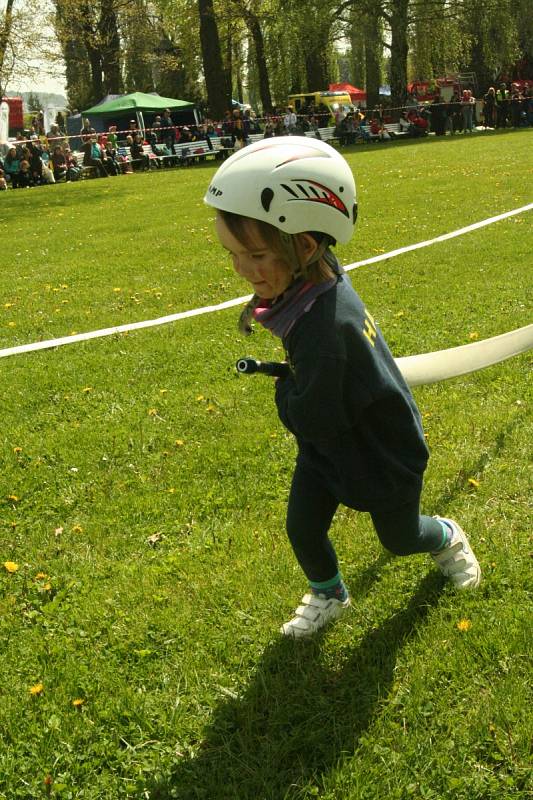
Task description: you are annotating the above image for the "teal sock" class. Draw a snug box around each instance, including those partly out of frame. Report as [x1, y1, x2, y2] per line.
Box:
[432, 519, 453, 553]
[309, 573, 348, 602]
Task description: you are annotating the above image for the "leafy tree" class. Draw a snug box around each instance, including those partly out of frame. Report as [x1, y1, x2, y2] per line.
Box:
[226, 0, 273, 112]
[26, 91, 42, 111]
[1, 0, 59, 97]
[53, 0, 125, 107]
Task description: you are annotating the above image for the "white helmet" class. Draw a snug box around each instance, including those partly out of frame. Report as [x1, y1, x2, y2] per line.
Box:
[204, 136, 357, 244]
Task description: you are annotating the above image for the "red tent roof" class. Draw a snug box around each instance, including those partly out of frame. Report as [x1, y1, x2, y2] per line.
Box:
[329, 83, 367, 100]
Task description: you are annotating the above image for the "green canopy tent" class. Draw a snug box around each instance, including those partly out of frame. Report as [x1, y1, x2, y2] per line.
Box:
[82, 92, 197, 136]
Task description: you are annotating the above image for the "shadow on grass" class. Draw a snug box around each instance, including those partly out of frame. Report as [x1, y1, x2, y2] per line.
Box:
[149, 568, 444, 800]
[431, 413, 524, 513]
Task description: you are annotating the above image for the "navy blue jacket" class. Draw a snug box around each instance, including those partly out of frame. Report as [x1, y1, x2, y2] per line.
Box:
[275, 274, 429, 512]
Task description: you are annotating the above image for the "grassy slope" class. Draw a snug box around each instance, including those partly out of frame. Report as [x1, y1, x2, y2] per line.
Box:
[0, 131, 531, 799]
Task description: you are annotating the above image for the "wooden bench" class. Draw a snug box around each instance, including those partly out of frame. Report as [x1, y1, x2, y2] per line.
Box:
[207, 135, 234, 159]
[171, 139, 215, 165]
[384, 122, 408, 137]
[71, 152, 96, 178]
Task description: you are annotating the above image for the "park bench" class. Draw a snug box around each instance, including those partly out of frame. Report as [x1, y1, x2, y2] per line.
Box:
[247, 132, 264, 145]
[71, 152, 96, 178]
[384, 122, 407, 137]
[207, 135, 234, 159]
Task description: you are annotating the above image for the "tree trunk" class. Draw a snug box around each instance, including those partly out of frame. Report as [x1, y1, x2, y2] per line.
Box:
[198, 0, 229, 119]
[99, 0, 122, 94]
[389, 0, 409, 107]
[349, 6, 366, 90]
[305, 48, 328, 90]
[0, 0, 16, 96]
[245, 11, 273, 113]
[86, 42, 104, 102]
[364, 7, 381, 109]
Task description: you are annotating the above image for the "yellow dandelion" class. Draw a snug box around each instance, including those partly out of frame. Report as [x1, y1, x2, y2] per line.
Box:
[456, 619, 471, 632]
[196, 394, 205, 402]
[167, 487, 176, 493]
[35, 572, 49, 580]
[82, 387, 92, 393]
[206, 404, 216, 413]
[3, 561, 19, 573]
[42, 583, 52, 591]
[71, 524, 83, 533]
[7, 494, 19, 502]
[159, 388, 168, 395]
[7, 322, 16, 328]
[29, 683, 44, 695]
[72, 698, 85, 707]
[467, 477, 480, 488]
[174, 439, 184, 447]
[4, 302, 13, 308]
[148, 408, 158, 416]
[468, 331, 479, 340]
[13, 447, 22, 454]
[113, 287, 122, 292]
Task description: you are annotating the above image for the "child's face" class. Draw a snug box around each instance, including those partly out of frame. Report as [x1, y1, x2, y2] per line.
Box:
[215, 214, 292, 299]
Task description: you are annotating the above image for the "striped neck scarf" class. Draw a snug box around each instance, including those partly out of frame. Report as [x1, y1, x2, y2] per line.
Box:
[252, 277, 337, 339]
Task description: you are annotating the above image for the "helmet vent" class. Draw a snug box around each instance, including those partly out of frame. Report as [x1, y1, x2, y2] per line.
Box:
[261, 187, 274, 212]
[281, 183, 298, 198]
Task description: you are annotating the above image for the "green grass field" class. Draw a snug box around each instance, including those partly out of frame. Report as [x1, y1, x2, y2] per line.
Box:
[0, 131, 532, 799]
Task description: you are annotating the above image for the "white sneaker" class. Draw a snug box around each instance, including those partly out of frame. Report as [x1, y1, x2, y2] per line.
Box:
[431, 518, 481, 589]
[280, 593, 351, 639]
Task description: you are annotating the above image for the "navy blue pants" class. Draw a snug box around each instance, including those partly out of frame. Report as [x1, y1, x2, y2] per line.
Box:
[286, 463, 443, 583]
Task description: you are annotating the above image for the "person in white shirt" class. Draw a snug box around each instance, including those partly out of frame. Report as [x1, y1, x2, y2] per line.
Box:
[283, 107, 297, 132]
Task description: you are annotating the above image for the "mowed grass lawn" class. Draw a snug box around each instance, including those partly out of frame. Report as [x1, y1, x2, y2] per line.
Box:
[0, 131, 531, 800]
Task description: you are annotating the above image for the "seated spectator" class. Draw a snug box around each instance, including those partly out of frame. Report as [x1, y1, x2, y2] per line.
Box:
[0, 167, 7, 191]
[398, 110, 411, 133]
[263, 119, 275, 138]
[128, 134, 149, 170]
[82, 137, 109, 177]
[18, 159, 33, 188]
[352, 117, 370, 142]
[151, 115, 162, 142]
[51, 145, 68, 182]
[4, 147, 21, 188]
[369, 118, 392, 141]
[64, 148, 82, 181]
[103, 141, 121, 175]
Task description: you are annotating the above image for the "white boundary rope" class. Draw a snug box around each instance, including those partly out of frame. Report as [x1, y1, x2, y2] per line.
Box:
[0, 202, 531, 361]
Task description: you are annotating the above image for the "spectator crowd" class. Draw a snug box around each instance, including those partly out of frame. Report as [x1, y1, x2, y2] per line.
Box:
[1, 81, 532, 191]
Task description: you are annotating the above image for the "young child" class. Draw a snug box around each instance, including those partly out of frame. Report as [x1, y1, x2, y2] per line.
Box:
[204, 136, 481, 639]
